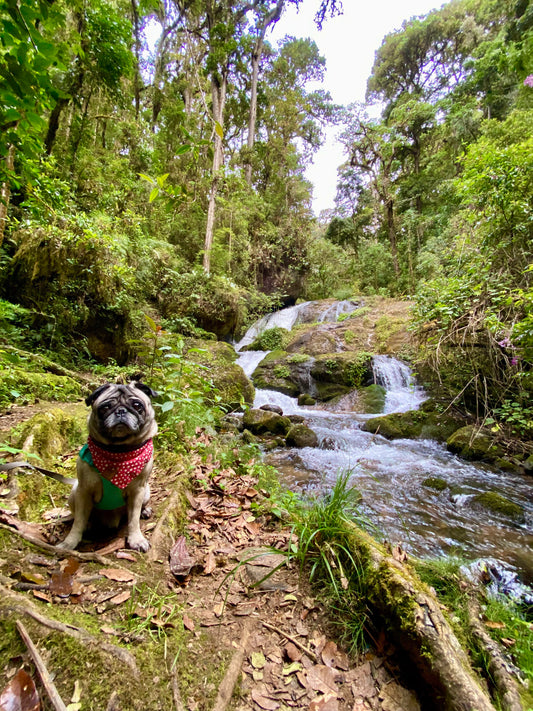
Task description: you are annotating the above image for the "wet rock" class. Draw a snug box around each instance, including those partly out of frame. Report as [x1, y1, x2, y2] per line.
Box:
[242, 408, 291, 436]
[471, 491, 525, 523]
[362, 408, 463, 442]
[421, 477, 448, 491]
[320, 436, 337, 450]
[287, 415, 305, 424]
[220, 414, 243, 432]
[285, 423, 318, 448]
[240, 429, 258, 444]
[358, 384, 386, 414]
[298, 393, 316, 406]
[446, 425, 503, 462]
[260, 404, 283, 415]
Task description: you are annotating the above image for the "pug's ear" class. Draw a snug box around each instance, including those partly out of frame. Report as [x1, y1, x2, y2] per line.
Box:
[85, 383, 113, 407]
[132, 381, 159, 400]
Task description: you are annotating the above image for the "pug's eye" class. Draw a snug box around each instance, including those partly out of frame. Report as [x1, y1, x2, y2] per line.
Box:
[99, 403, 112, 414]
[131, 400, 144, 412]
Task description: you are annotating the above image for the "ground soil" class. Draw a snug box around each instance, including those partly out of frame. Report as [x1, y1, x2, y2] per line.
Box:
[0, 404, 422, 711]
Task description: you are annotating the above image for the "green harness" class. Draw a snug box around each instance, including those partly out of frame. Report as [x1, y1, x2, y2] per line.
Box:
[79, 444, 126, 510]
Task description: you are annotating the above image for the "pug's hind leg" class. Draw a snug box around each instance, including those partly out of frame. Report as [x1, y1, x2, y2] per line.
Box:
[140, 483, 152, 519]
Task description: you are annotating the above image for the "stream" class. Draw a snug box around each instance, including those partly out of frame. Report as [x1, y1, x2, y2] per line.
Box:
[236, 301, 533, 600]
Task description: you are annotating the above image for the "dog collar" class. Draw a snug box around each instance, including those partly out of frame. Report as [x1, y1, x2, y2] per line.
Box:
[84, 437, 154, 489]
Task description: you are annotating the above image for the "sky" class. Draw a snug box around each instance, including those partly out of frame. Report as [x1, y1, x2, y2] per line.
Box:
[269, 0, 447, 216]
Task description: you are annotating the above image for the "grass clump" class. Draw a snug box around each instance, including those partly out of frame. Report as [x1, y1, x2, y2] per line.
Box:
[290, 472, 373, 653]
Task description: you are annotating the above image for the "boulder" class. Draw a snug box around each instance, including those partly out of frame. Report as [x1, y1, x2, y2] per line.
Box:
[285, 423, 318, 448]
[446, 425, 503, 461]
[471, 491, 525, 523]
[242, 408, 291, 436]
[362, 407, 463, 442]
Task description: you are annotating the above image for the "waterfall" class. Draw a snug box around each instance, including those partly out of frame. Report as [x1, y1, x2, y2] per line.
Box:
[372, 355, 426, 414]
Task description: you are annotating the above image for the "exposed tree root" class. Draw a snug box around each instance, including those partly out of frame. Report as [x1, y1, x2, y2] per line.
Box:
[1, 584, 139, 676]
[467, 599, 524, 711]
[212, 622, 251, 711]
[346, 524, 497, 711]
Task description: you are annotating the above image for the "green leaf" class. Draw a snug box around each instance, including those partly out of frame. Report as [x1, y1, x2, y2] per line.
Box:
[160, 400, 174, 412]
[214, 121, 224, 139]
[149, 187, 159, 203]
[138, 173, 155, 184]
[175, 144, 192, 155]
[144, 314, 157, 331]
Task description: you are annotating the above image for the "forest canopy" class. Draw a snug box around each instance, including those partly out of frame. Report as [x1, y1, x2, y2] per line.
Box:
[0, 0, 532, 430]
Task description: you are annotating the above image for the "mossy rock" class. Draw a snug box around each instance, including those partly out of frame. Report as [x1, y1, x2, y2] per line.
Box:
[298, 394, 316, 406]
[358, 384, 386, 414]
[471, 491, 525, 523]
[311, 352, 373, 390]
[0, 368, 84, 408]
[251, 350, 304, 398]
[285, 423, 318, 448]
[242, 408, 291, 436]
[14, 407, 86, 462]
[243, 326, 290, 351]
[446, 425, 503, 462]
[422, 477, 448, 492]
[362, 408, 463, 442]
[185, 338, 254, 409]
[285, 328, 338, 356]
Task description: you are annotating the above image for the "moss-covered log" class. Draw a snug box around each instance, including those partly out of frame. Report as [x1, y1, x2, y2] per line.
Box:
[346, 524, 497, 711]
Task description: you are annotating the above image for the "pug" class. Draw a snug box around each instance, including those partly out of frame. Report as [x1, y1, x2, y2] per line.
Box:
[58, 382, 158, 552]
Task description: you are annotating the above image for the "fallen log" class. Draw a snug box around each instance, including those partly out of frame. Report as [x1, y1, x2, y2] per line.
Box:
[346, 524, 498, 711]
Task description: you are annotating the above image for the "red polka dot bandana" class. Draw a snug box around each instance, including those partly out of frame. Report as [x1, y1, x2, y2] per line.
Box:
[87, 437, 154, 489]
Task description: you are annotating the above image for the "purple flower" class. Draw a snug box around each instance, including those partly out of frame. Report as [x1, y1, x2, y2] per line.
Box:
[497, 337, 511, 348]
[510, 356, 518, 366]
[524, 75, 533, 88]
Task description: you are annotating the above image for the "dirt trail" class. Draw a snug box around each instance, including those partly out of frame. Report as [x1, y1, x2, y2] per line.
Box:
[0, 419, 421, 711]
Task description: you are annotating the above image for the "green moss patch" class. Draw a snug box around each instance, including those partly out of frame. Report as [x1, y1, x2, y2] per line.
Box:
[472, 491, 525, 523]
[0, 368, 84, 408]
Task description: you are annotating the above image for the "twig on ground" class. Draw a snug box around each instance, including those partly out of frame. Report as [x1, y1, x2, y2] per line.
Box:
[1, 585, 139, 676]
[16, 619, 68, 711]
[261, 620, 318, 661]
[212, 622, 251, 711]
[171, 668, 186, 711]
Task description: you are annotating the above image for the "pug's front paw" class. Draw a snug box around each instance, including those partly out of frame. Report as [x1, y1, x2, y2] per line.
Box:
[56, 537, 77, 551]
[127, 532, 150, 552]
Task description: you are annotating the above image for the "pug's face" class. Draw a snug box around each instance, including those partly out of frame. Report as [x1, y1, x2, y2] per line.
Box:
[86, 382, 158, 446]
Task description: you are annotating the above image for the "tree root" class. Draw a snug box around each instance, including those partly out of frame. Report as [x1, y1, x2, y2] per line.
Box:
[467, 599, 524, 711]
[212, 622, 251, 711]
[346, 524, 497, 711]
[1, 584, 139, 676]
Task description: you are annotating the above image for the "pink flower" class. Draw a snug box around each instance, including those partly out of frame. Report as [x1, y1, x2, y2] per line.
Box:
[510, 356, 518, 366]
[524, 75, 533, 88]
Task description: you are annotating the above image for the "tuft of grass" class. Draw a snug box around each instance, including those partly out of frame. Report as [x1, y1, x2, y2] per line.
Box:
[290, 471, 373, 653]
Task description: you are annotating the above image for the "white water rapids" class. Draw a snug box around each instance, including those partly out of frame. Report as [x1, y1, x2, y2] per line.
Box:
[235, 302, 533, 597]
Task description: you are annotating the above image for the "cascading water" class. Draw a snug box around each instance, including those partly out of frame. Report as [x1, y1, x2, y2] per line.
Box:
[236, 302, 533, 596]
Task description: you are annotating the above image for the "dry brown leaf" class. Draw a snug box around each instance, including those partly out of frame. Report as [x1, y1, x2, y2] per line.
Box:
[0, 668, 40, 711]
[32, 590, 51, 603]
[203, 551, 216, 575]
[250, 688, 279, 710]
[169, 536, 195, 578]
[49, 570, 74, 597]
[284, 642, 302, 662]
[101, 568, 135, 583]
[321, 641, 338, 668]
[115, 551, 136, 562]
[309, 695, 339, 711]
[182, 614, 195, 632]
[100, 625, 116, 635]
[109, 590, 131, 605]
[485, 620, 506, 629]
[305, 665, 339, 695]
[501, 638, 516, 647]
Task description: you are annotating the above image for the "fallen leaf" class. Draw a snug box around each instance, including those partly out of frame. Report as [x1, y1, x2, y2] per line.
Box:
[251, 651, 266, 670]
[203, 551, 216, 575]
[284, 642, 302, 662]
[306, 665, 339, 695]
[32, 590, 51, 603]
[182, 614, 195, 632]
[70, 680, 82, 704]
[109, 590, 131, 605]
[321, 641, 339, 668]
[169, 536, 195, 578]
[115, 551, 136, 562]
[0, 668, 40, 711]
[485, 621, 506, 629]
[100, 626, 116, 635]
[250, 688, 279, 710]
[309, 695, 339, 711]
[283, 594, 298, 602]
[42, 507, 71, 521]
[501, 638, 516, 648]
[101, 568, 135, 583]
[282, 662, 302, 676]
[49, 571, 74, 598]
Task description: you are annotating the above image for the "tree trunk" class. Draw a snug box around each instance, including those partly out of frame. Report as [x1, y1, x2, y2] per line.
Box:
[347, 525, 498, 711]
[0, 144, 15, 247]
[203, 74, 227, 274]
[131, 0, 142, 120]
[244, 0, 284, 185]
[386, 197, 399, 276]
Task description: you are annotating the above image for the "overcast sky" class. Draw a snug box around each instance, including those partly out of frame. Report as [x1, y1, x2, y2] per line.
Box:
[269, 0, 447, 215]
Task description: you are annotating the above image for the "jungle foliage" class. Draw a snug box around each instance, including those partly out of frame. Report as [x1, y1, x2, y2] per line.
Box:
[0, 0, 532, 432]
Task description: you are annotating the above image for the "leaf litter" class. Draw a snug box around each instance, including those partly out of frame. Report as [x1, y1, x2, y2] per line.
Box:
[0, 434, 421, 711]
